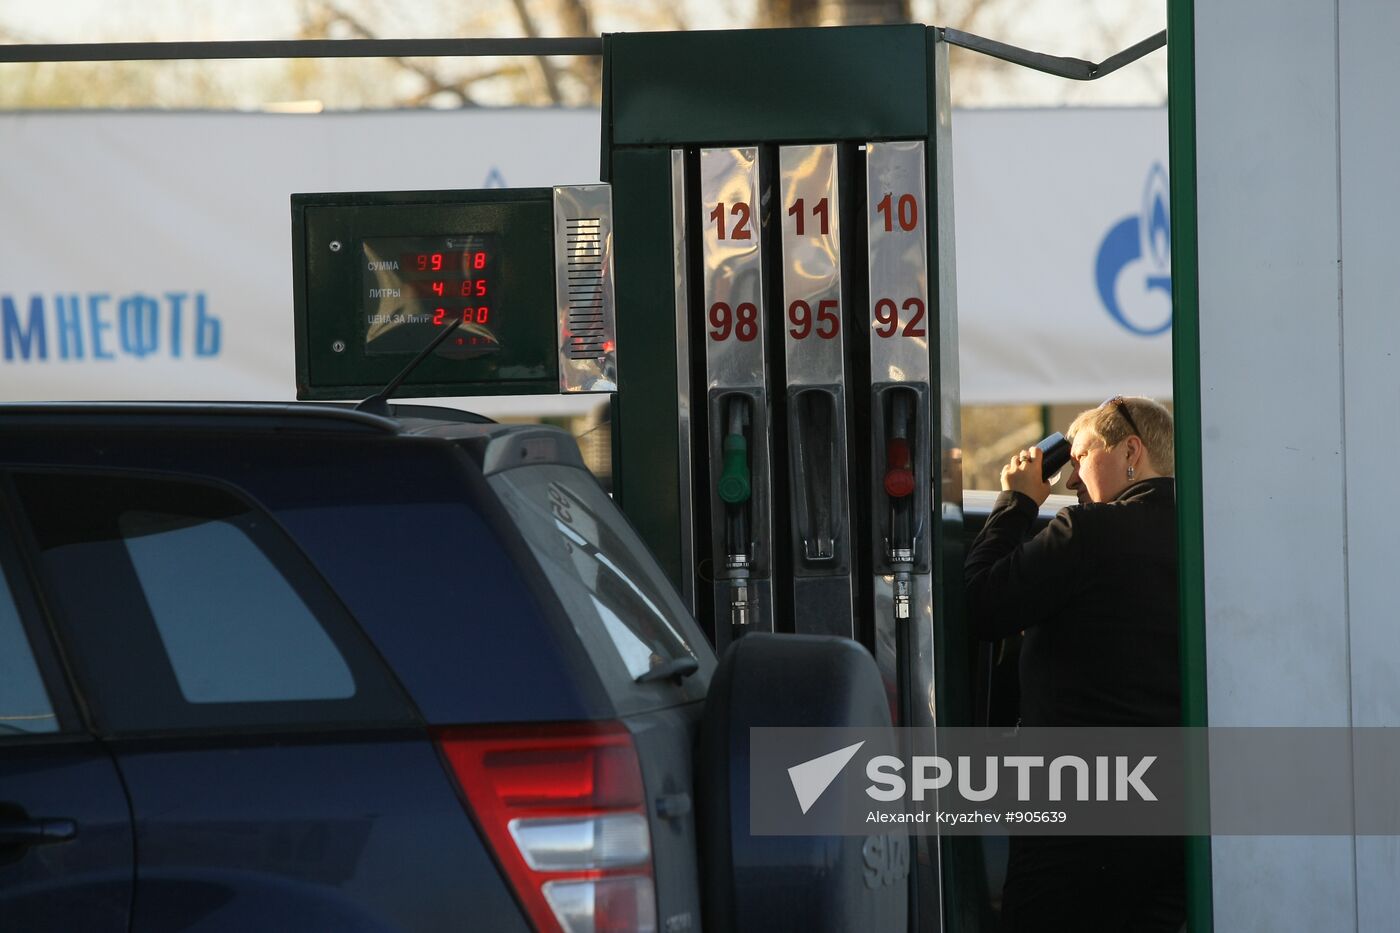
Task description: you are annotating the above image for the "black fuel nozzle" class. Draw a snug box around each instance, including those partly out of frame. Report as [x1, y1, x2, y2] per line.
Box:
[724, 502, 752, 638]
[719, 396, 754, 639]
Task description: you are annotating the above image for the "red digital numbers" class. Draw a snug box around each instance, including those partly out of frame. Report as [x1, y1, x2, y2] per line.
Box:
[708, 301, 759, 342]
[432, 307, 490, 326]
[788, 299, 840, 340]
[872, 297, 927, 338]
[414, 251, 489, 271]
[709, 202, 754, 241]
[875, 193, 919, 233]
[413, 279, 488, 299]
[787, 197, 830, 236]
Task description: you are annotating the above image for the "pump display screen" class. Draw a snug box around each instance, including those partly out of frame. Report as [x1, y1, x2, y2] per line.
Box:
[362, 234, 501, 357]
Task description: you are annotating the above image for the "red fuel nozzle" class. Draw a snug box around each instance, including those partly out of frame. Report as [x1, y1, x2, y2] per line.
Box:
[883, 437, 915, 498]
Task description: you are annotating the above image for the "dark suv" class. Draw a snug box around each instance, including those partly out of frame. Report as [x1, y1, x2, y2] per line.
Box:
[0, 401, 901, 933]
[0, 402, 723, 933]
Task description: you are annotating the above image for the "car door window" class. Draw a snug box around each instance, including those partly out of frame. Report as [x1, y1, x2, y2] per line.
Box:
[120, 510, 354, 704]
[13, 472, 415, 734]
[0, 566, 57, 735]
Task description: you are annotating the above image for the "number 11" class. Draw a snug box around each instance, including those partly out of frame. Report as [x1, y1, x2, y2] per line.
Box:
[787, 197, 830, 236]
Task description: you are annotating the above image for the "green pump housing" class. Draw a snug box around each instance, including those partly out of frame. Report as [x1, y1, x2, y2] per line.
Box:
[600, 25, 978, 931]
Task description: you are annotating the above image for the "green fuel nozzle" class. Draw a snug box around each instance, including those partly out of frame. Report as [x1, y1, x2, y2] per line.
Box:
[718, 432, 752, 504]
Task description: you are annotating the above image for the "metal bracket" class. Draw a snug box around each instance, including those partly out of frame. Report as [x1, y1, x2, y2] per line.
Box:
[0, 37, 603, 64]
[0, 31, 1165, 82]
[940, 28, 1167, 81]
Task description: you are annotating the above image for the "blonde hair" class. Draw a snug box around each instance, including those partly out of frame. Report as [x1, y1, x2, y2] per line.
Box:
[1067, 397, 1174, 476]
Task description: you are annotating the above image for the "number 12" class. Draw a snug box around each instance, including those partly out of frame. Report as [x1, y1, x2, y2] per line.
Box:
[709, 201, 753, 240]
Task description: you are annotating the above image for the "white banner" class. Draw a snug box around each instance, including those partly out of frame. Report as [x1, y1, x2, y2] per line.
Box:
[0, 107, 1168, 409]
[0, 109, 603, 417]
[952, 107, 1172, 404]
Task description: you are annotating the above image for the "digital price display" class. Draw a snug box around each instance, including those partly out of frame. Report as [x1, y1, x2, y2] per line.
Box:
[362, 235, 501, 358]
[294, 184, 613, 401]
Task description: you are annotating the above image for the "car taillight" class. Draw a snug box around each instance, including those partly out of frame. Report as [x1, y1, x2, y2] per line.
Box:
[434, 722, 657, 933]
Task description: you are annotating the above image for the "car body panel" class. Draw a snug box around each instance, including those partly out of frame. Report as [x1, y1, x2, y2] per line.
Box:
[114, 733, 530, 933]
[0, 740, 134, 932]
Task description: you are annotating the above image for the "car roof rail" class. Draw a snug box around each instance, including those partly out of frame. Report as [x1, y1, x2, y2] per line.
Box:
[0, 401, 402, 434]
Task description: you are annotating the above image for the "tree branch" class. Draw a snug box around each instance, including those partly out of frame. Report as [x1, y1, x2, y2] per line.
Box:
[508, 0, 564, 105]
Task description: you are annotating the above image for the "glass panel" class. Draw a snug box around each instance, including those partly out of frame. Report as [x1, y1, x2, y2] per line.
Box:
[14, 472, 413, 734]
[121, 511, 354, 704]
[488, 464, 713, 702]
[0, 568, 58, 735]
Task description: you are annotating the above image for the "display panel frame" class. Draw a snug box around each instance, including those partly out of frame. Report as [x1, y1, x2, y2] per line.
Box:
[293, 188, 557, 400]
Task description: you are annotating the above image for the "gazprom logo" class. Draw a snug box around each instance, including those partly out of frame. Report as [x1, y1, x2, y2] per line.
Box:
[1094, 163, 1172, 336]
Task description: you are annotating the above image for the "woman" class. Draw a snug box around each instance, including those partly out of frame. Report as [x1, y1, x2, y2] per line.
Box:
[964, 396, 1183, 931]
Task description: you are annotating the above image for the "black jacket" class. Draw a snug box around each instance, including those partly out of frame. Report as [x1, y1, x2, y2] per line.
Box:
[964, 477, 1180, 727]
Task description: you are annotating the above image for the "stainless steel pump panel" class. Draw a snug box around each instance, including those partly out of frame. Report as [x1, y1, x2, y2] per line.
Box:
[700, 146, 774, 643]
[779, 144, 846, 388]
[866, 141, 931, 386]
[778, 143, 855, 638]
[554, 184, 618, 393]
[700, 148, 769, 389]
[866, 139, 936, 728]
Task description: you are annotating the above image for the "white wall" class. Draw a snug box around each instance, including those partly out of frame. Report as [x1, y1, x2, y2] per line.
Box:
[1338, 3, 1400, 927]
[1196, 1, 1400, 929]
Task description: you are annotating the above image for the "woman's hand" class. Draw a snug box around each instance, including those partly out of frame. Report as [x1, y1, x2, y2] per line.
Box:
[1000, 446, 1053, 506]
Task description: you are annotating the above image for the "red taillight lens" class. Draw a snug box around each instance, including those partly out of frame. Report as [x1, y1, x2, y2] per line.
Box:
[435, 722, 657, 933]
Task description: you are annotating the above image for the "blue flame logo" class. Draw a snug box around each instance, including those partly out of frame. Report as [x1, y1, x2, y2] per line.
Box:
[1094, 163, 1172, 336]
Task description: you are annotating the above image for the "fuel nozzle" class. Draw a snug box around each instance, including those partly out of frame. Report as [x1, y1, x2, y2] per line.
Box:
[884, 390, 916, 621]
[718, 427, 752, 506]
[719, 397, 754, 639]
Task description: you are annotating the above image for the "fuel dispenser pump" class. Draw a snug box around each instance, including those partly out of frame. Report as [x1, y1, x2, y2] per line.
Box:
[866, 140, 938, 730]
[778, 143, 857, 639]
[599, 28, 968, 931]
[699, 146, 775, 649]
[864, 136, 948, 933]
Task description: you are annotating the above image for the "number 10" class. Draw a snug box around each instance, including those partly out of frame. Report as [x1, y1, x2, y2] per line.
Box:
[875, 193, 919, 232]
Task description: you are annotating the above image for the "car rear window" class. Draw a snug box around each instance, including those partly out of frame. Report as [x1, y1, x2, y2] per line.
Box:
[487, 462, 713, 712]
[12, 472, 417, 734]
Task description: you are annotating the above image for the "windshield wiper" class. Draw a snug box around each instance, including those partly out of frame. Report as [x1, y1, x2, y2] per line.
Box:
[636, 656, 699, 684]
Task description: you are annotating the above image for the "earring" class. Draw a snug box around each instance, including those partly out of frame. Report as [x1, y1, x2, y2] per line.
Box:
[1127, 465, 1136, 480]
